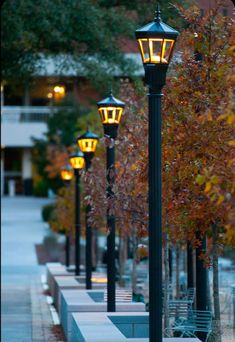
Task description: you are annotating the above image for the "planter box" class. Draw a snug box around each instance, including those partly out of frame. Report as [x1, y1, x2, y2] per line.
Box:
[53, 275, 107, 315]
[71, 312, 201, 342]
[46, 262, 105, 298]
[46, 264, 71, 296]
[60, 290, 145, 341]
[46, 262, 65, 294]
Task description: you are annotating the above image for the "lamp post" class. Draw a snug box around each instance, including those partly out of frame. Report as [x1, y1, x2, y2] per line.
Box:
[187, 242, 194, 289]
[97, 90, 125, 312]
[135, 6, 179, 342]
[69, 150, 85, 276]
[60, 165, 74, 268]
[77, 130, 99, 289]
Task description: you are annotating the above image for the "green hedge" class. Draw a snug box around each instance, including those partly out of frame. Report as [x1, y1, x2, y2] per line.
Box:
[41, 203, 55, 222]
[33, 180, 48, 197]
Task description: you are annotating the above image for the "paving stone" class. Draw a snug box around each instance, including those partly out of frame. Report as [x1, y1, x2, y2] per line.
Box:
[2, 197, 65, 342]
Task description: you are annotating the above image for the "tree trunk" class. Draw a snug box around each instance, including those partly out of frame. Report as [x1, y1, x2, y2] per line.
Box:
[168, 248, 172, 284]
[132, 233, 138, 294]
[92, 228, 97, 270]
[163, 236, 170, 332]
[212, 223, 222, 342]
[187, 242, 194, 289]
[118, 234, 127, 287]
[176, 244, 180, 299]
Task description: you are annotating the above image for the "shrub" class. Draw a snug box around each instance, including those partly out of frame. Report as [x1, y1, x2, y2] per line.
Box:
[33, 179, 48, 197]
[41, 203, 55, 222]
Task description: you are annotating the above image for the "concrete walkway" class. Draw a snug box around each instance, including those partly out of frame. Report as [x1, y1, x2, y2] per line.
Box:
[1, 196, 63, 342]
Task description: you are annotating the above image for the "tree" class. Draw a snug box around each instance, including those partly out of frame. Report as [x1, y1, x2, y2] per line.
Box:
[84, 4, 234, 331]
[36, 4, 233, 334]
[1, 0, 185, 88]
[162, 4, 234, 339]
[32, 98, 88, 194]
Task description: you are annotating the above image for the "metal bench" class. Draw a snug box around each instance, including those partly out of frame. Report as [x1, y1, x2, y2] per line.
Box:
[168, 299, 193, 321]
[183, 288, 195, 302]
[104, 289, 132, 302]
[165, 309, 212, 342]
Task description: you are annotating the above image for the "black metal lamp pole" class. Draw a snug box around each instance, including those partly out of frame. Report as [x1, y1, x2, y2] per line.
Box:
[135, 6, 179, 341]
[106, 140, 116, 312]
[97, 91, 125, 312]
[148, 69, 164, 342]
[69, 150, 85, 276]
[74, 169, 81, 275]
[196, 234, 208, 310]
[85, 199, 92, 288]
[77, 130, 99, 289]
[65, 235, 70, 268]
[60, 165, 74, 269]
[187, 242, 194, 289]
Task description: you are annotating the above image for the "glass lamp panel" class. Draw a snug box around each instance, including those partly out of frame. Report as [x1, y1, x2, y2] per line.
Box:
[61, 170, 73, 181]
[116, 108, 123, 123]
[149, 39, 164, 63]
[138, 39, 150, 63]
[98, 108, 106, 123]
[92, 140, 98, 151]
[79, 139, 97, 153]
[70, 156, 85, 169]
[161, 39, 174, 63]
[98, 107, 123, 124]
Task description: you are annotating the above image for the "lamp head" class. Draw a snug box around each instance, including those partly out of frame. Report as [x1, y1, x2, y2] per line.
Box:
[97, 90, 125, 139]
[77, 130, 99, 154]
[60, 164, 73, 183]
[69, 150, 85, 171]
[135, 5, 179, 88]
[77, 130, 99, 169]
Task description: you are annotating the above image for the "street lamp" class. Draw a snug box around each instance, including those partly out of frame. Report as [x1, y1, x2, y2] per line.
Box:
[69, 150, 85, 276]
[60, 164, 73, 268]
[77, 130, 99, 289]
[135, 6, 179, 342]
[60, 164, 73, 183]
[97, 90, 125, 312]
[97, 90, 125, 139]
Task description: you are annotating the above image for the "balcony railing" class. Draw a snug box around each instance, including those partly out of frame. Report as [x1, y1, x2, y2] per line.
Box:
[1, 106, 54, 123]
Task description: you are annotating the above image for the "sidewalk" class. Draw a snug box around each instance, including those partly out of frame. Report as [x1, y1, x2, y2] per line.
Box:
[1, 196, 64, 342]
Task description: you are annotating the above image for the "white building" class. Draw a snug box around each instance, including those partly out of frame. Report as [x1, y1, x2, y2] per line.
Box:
[1, 54, 143, 196]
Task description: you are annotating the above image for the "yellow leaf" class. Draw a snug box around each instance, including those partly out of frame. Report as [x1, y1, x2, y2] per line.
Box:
[217, 195, 224, 205]
[228, 140, 235, 147]
[228, 158, 235, 166]
[217, 114, 227, 121]
[228, 45, 235, 56]
[211, 175, 219, 184]
[210, 193, 217, 202]
[204, 182, 211, 193]
[130, 163, 137, 171]
[196, 174, 206, 185]
[207, 110, 213, 121]
[227, 114, 235, 125]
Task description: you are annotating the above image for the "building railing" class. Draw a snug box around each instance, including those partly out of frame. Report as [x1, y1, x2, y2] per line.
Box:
[1, 106, 55, 123]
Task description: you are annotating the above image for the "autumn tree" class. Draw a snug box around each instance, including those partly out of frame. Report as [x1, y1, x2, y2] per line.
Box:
[44, 4, 233, 336]
[161, 4, 234, 339]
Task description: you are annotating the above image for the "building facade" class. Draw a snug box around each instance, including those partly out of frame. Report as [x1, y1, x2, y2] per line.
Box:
[1, 0, 233, 196]
[1, 54, 142, 196]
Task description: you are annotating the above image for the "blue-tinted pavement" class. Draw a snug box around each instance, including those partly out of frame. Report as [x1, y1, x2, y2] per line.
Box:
[1, 196, 58, 342]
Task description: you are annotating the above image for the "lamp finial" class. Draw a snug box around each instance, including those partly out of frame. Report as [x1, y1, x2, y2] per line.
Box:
[154, 4, 161, 22]
[109, 86, 113, 97]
